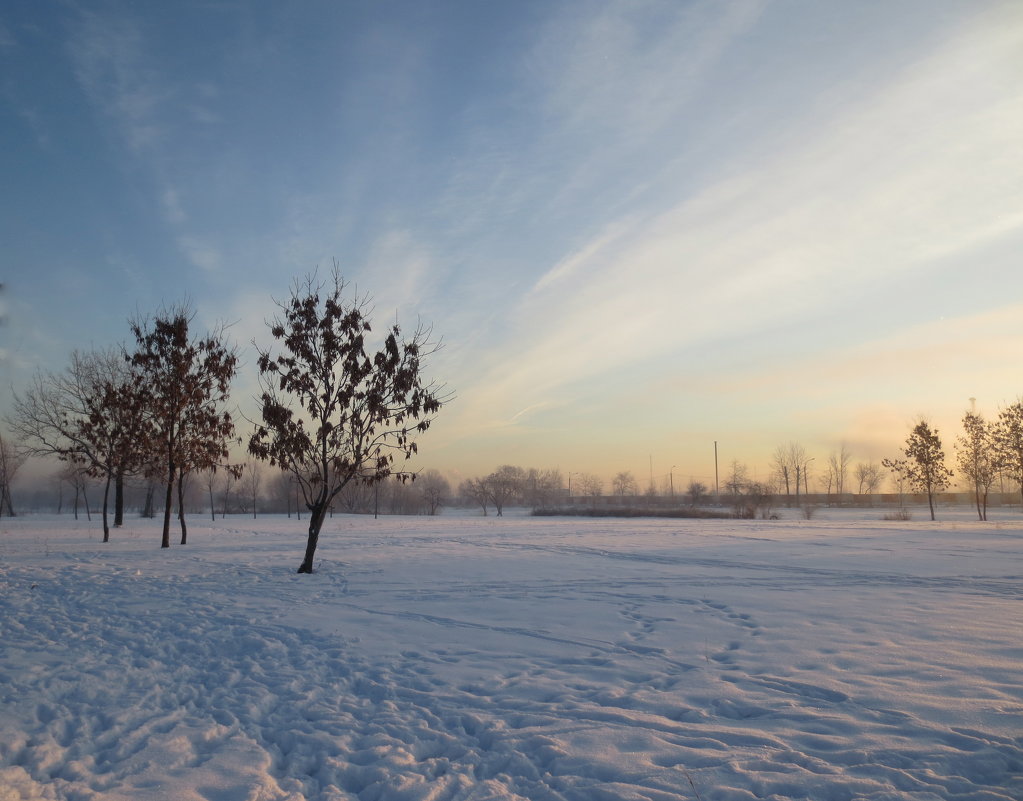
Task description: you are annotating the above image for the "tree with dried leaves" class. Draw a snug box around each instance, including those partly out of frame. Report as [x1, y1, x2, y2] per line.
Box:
[883, 420, 953, 521]
[130, 307, 239, 548]
[993, 400, 1023, 507]
[8, 349, 146, 539]
[249, 269, 445, 573]
[956, 411, 997, 521]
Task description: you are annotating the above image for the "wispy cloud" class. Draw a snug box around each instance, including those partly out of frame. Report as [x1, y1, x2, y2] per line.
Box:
[437, 8, 1023, 454]
[66, 11, 167, 153]
[178, 236, 222, 273]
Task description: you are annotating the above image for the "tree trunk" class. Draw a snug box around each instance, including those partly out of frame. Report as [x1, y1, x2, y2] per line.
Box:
[114, 471, 125, 527]
[178, 475, 188, 545]
[975, 480, 983, 521]
[73, 484, 80, 521]
[102, 470, 112, 543]
[209, 483, 215, 522]
[84, 484, 91, 521]
[298, 503, 328, 573]
[162, 463, 175, 549]
[927, 488, 936, 521]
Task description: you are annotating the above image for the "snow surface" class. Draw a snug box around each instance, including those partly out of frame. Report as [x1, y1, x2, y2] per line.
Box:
[0, 511, 1020, 801]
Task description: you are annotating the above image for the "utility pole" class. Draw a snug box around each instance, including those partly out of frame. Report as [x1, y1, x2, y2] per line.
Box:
[714, 441, 719, 502]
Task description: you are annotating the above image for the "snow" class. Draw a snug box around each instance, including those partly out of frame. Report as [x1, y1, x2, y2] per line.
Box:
[0, 510, 1020, 800]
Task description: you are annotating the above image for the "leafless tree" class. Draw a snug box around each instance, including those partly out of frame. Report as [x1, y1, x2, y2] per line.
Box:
[855, 462, 885, 495]
[686, 479, 709, 507]
[418, 469, 450, 516]
[0, 432, 25, 518]
[459, 477, 490, 516]
[827, 443, 852, 503]
[201, 469, 218, 521]
[58, 462, 92, 521]
[612, 471, 638, 496]
[575, 473, 603, 497]
[486, 465, 524, 516]
[523, 467, 563, 510]
[8, 349, 147, 538]
[771, 445, 793, 502]
[249, 267, 445, 573]
[242, 460, 263, 518]
[219, 469, 238, 518]
[772, 443, 807, 506]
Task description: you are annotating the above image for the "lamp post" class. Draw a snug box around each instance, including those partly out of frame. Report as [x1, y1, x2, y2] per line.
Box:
[670, 465, 676, 500]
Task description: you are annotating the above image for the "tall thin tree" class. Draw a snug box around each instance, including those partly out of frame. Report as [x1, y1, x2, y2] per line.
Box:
[956, 410, 996, 521]
[883, 420, 953, 521]
[993, 400, 1023, 507]
[130, 306, 239, 548]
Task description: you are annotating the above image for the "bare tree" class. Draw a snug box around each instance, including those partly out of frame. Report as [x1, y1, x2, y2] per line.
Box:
[267, 470, 295, 516]
[459, 477, 490, 516]
[883, 420, 953, 521]
[686, 479, 709, 507]
[957, 411, 997, 521]
[524, 467, 563, 510]
[337, 479, 374, 514]
[242, 460, 263, 518]
[576, 473, 603, 497]
[612, 471, 638, 496]
[725, 460, 750, 516]
[219, 469, 238, 518]
[827, 443, 852, 503]
[486, 465, 524, 516]
[9, 349, 147, 538]
[855, 462, 885, 496]
[418, 469, 450, 516]
[58, 462, 92, 521]
[202, 468, 218, 521]
[772, 443, 807, 506]
[249, 268, 445, 573]
[771, 445, 793, 503]
[0, 432, 25, 518]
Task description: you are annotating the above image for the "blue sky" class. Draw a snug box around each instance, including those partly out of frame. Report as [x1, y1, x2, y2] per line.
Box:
[2, 0, 1022, 490]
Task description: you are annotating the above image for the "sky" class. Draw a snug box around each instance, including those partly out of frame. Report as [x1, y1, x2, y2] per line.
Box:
[2, 0, 1023, 493]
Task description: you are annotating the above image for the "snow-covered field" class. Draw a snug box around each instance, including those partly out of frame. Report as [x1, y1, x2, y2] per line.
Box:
[0, 510, 1020, 801]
